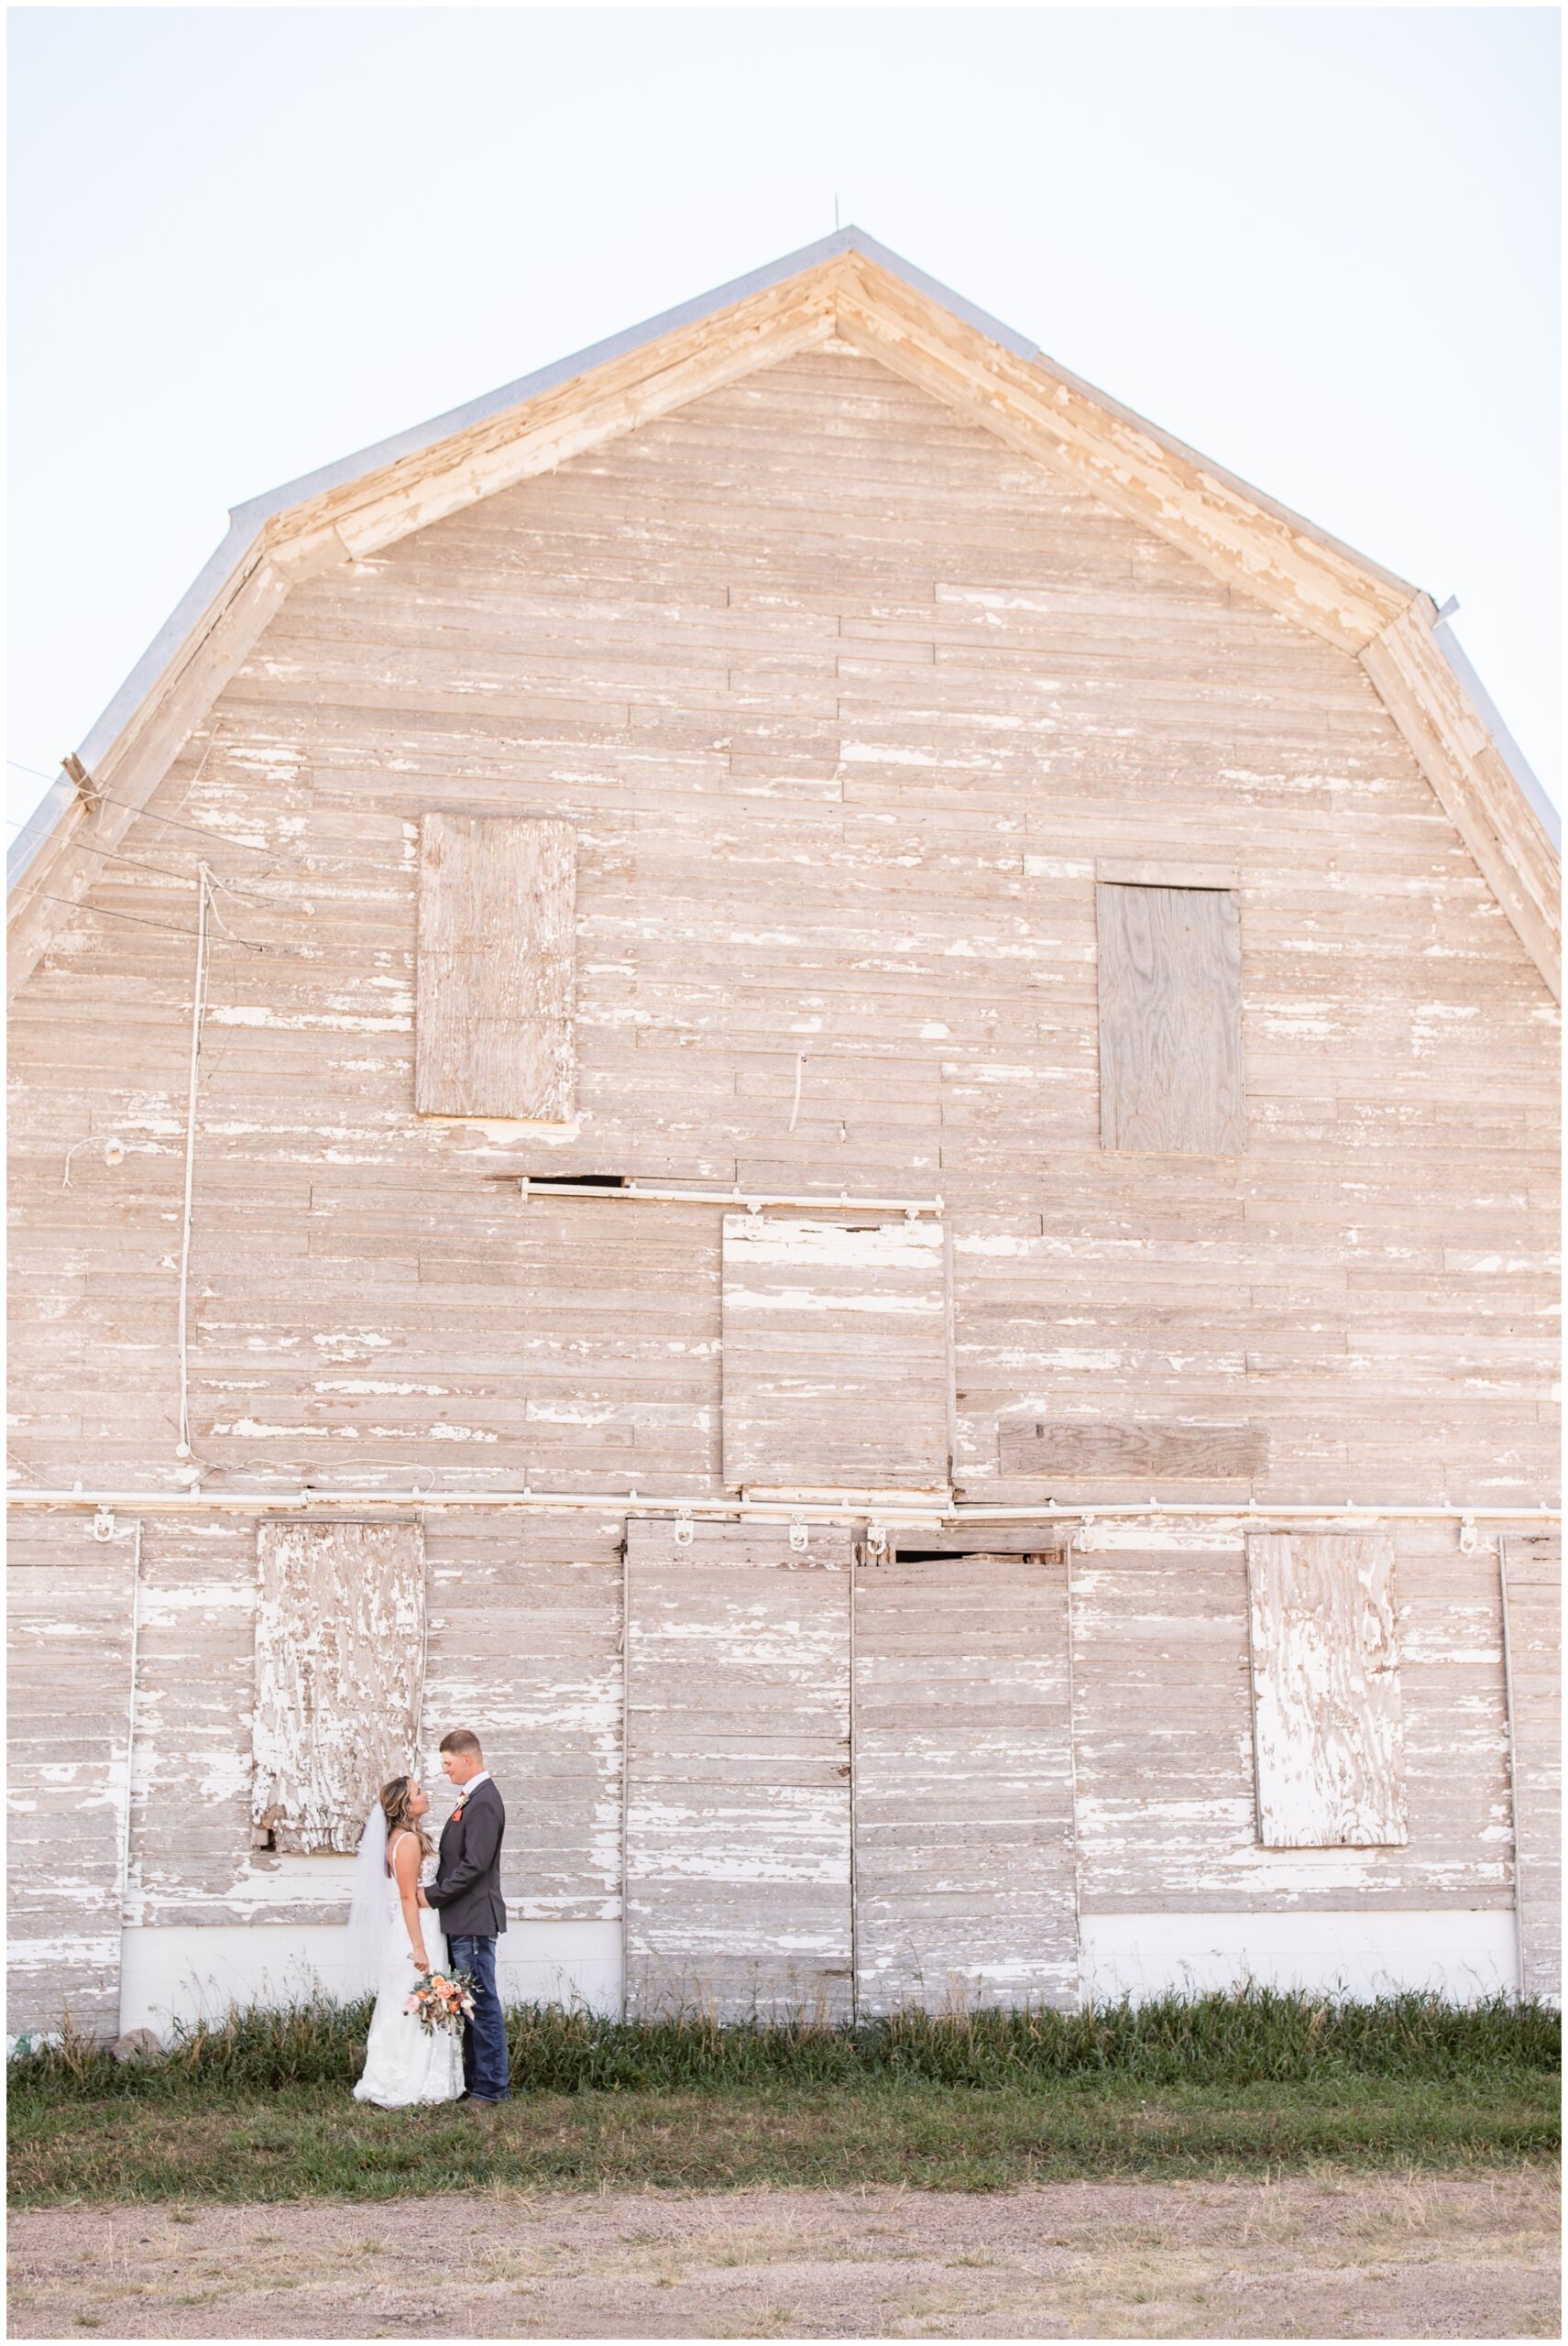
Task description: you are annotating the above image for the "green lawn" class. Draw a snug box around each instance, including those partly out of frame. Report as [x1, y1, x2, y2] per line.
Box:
[9, 1990, 1558, 2204]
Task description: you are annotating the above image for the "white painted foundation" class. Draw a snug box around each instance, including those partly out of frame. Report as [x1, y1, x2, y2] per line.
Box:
[1078, 1910, 1520, 2005]
[117, 1921, 622, 2037]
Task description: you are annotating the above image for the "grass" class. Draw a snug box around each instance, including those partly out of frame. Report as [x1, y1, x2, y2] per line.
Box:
[8, 1989, 1558, 2204]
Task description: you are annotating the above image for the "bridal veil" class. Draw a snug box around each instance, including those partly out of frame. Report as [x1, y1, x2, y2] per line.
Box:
[344, 1801, 389, 1996]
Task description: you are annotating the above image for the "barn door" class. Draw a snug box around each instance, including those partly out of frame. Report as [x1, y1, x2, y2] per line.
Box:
[1502, 1533, 1561, 2002]
[7, 1517, 138, 2041]
[624, 1520, 853, 2019]
[853, 1549, 1078, 2012]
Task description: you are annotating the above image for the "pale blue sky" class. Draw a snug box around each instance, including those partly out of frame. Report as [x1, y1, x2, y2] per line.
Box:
[8, 5, 1562, 840]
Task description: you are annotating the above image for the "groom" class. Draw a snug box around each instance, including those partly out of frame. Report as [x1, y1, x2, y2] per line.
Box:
[418, 1727, 509, 2107]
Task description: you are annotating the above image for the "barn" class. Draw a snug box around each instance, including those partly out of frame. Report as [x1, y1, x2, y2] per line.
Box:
[6, 230, 1560, 2042]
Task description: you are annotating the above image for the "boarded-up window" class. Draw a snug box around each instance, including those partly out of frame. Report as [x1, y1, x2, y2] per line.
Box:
[1096, 882, 1244, 1152]
[416, 814, 576, 1119]
[1245, 1532, 1406, 1847]
[252, 1522, 425, 1854]
[720, 1214, 948, 1493]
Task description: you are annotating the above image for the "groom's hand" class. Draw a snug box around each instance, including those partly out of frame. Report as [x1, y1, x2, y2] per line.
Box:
[415, 1887, 430, 1908]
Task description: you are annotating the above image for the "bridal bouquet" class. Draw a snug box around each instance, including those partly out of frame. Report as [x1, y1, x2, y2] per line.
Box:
[404, 1968, 477, 2037]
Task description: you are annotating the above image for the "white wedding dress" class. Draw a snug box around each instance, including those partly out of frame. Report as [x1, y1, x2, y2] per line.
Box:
[350, 1825, 466, 2109]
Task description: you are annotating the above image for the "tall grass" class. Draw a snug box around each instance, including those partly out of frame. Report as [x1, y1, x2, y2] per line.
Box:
[9, 1986, 1557, 2103]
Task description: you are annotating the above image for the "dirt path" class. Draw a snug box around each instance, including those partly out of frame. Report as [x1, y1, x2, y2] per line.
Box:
[9, 2170, 1558, 2340]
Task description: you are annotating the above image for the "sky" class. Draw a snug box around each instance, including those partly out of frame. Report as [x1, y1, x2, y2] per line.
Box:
[7, 5, 1562, 844]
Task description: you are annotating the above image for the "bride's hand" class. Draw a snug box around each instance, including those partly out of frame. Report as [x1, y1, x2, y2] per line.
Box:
[411, 1951, 431, 1971]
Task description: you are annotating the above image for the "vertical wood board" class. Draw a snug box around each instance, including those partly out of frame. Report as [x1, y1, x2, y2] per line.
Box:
[721, 1214, 948, 1491]
[1096, 882, 1245, 1153]
[252, 1521, 425, 1855]
[6, 1518, 137, 2037]
[1246, 1532, 1406, 1848]
[624, 1519, 853, 2019]
[1501, 1534, 1561, 2001]
[853, 1554, 1078, 2012]
[122, 1518, 259, 1930]
[416, 813, 576, 1119]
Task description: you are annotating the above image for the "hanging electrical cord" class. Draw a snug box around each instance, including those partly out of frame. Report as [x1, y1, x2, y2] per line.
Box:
[175, 869, 214, 1469]
[60, 1138, 96, 1191]
[57, 832, 282, 906]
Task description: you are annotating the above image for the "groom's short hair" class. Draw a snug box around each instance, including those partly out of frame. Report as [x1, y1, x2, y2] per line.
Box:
[439, 1727, 483, 1760]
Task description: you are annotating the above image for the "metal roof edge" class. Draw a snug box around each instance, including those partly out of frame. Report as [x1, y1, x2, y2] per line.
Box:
[1432, 616, 1561, 850]
[841, 234, 1415, 605]
[832, 229, 1043, 364]
[226, 228, 876, 528]
[7, 773, 76, 892]
[18, 225, 1548, 916]
[7, 521, 258, 897]
[225, 222, 1409, 606]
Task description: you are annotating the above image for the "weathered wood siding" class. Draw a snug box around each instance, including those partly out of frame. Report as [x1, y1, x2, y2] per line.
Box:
[1501, 1532, 1561, 2001]
[5, 345, 1554, 1512]
[6, 1518, 137, 2036]
[1246, 1532, 1406, 1847]
[422, 1516, 623, 1921]
[1069, 1521, 1510, 1912]
[1096, 883, 1245, 1153]
[853, 1552, 1076, 2012]
[415, 813, 576, 1119]
[624, 1520, 853, 2017]
[720, 1214, 948, 1492]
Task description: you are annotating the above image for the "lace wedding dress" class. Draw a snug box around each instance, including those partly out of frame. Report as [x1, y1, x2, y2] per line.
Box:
[349, 1821, 466, 2109]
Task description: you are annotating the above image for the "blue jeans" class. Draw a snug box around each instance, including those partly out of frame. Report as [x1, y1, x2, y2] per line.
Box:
[446, 1933, 509, 2101]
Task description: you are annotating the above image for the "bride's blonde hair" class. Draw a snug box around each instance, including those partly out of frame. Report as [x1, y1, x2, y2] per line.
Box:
[378, 1773, 433, 1858]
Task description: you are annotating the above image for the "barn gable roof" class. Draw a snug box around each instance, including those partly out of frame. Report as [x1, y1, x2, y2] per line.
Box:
[8, 226, 1559, 998]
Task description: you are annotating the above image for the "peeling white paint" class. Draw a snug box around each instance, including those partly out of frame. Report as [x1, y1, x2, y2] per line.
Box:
[207, 1007, 412, 1033]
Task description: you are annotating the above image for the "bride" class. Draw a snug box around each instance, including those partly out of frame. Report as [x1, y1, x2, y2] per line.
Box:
[347, 1774, 465, 2108]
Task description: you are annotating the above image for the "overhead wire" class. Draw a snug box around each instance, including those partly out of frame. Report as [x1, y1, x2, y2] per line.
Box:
[22, 886, 206, 943]
[55, 831, 287, 910]
[82, 784, 282, 862]
[10, 751, 283, 864]
[20, 885, 309, 957]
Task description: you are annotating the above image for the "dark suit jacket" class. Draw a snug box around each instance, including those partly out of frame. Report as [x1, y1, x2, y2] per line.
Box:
[424, 1777, 507, 1938]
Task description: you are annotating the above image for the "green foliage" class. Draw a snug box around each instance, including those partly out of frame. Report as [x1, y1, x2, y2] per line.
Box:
[8, 1984, 1557, 2103]
[9, 1990, 1555, 2205]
